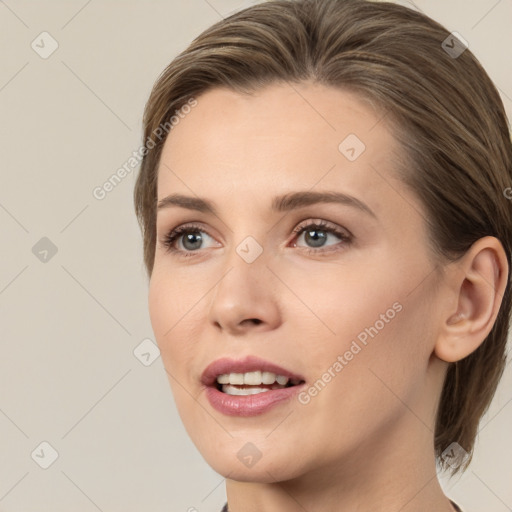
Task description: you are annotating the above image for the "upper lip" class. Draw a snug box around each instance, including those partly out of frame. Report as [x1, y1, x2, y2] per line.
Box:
[201, 355, 306, 387]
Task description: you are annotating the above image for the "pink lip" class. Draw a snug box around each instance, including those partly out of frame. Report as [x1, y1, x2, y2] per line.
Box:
[200, 355, 305, 387]
[204, 384, 306, 416]
[201, 355, 306, 417]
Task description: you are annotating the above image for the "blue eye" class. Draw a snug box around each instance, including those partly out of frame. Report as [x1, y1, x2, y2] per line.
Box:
[160, 219, 352, 258]
[160, 223, 216, 256]
[291, 220, 352, 253]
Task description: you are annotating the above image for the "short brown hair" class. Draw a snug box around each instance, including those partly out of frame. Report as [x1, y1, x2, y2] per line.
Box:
[134, 0, 512, 474]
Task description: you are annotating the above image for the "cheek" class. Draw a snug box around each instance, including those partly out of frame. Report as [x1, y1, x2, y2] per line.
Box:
[294, 298, 431, 464]
[282, 261, 405, 366]
[298, 260, 433, 405]
[148, 264, 206, 336]
[148, 269, 201, 371]
[148, 269, 172, 341]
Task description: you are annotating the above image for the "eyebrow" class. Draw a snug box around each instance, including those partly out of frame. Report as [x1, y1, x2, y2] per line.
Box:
[157, 190, 377, 218]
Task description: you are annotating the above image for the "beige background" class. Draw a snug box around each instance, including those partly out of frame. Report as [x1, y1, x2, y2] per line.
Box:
[1, 1, 511, 511]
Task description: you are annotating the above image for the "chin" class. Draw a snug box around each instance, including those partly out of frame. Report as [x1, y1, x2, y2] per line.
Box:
[203, 451, 306, 483]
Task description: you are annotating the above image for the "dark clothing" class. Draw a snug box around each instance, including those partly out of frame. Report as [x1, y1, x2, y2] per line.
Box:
[221, 500, 463, 511]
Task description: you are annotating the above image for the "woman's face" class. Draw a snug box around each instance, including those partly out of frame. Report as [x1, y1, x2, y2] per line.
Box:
[149, 82, 449, 481]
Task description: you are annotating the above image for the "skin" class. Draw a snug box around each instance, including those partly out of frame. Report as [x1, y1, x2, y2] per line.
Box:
[148, 82, 508, 512]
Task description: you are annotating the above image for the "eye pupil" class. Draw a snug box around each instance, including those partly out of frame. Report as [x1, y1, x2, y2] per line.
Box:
[305, 229, 327, 247]
[183, 231, 202, 250]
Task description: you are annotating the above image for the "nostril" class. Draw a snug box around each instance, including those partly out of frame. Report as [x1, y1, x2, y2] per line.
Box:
[241, 318, 262, 326]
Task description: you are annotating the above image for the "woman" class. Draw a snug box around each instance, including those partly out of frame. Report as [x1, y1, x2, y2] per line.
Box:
[134, 0, 511, 510]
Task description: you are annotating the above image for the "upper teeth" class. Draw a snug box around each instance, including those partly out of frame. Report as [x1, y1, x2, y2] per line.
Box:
[216, 371, 290, 386]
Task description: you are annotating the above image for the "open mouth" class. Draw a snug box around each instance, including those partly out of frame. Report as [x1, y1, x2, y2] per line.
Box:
[214, 371, 305, 396]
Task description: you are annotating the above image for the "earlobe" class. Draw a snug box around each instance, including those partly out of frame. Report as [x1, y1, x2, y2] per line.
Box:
[434, 236, 509, 363]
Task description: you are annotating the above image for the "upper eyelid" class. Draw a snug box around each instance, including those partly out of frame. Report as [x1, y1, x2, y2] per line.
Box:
[162, 219, 344, 234]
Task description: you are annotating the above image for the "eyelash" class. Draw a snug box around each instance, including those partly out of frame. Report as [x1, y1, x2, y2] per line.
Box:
[159, 219, 353, 258]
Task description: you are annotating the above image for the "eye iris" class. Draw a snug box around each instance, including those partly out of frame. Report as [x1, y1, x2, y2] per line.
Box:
[183, 231, 202, 250]
[305, 228, 327, 247]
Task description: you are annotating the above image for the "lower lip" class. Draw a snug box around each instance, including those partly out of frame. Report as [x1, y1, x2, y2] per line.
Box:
[204, 384, 306, 416]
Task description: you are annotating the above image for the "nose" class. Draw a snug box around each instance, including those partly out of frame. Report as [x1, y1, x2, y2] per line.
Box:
[207, 250, 282, 336]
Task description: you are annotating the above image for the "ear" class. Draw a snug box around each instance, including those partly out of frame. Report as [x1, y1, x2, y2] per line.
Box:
[434, 236, 509, 363]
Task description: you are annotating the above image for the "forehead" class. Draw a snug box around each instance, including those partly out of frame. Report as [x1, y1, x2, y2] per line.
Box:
[157, 82, 406, 218]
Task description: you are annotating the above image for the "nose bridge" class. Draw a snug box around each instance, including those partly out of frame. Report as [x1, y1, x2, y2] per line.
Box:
[216, 232, 269, 299]
[219, 209, 269, 271]
[234, 233, 266, 266]
[207, 231, 281, 332]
